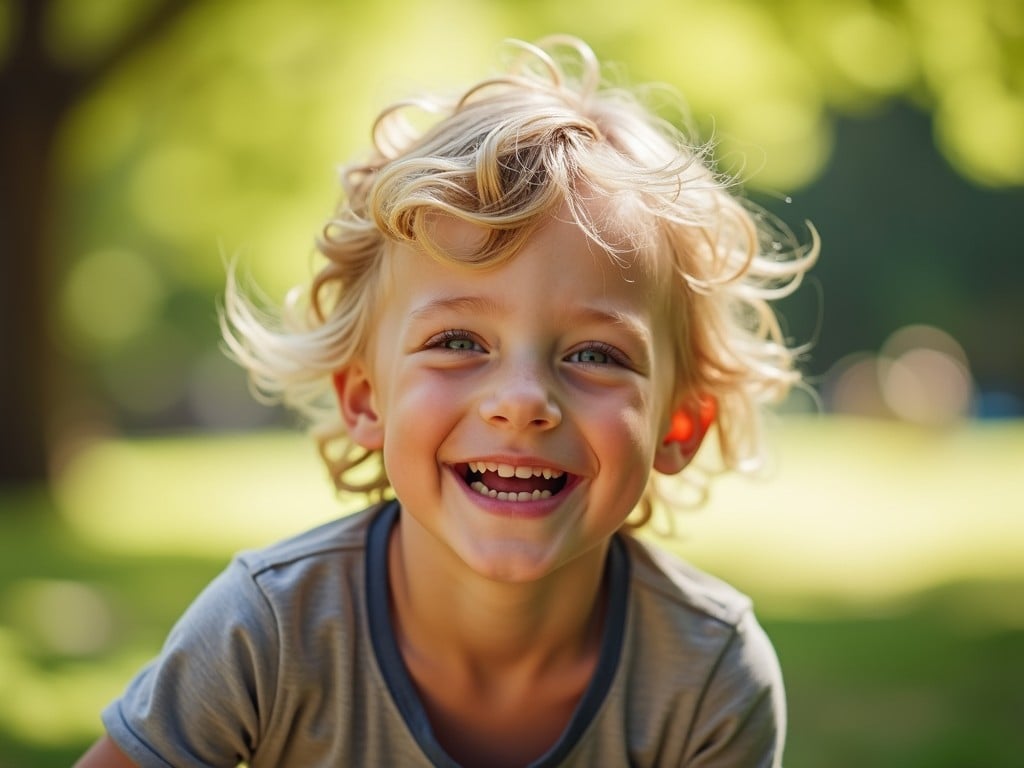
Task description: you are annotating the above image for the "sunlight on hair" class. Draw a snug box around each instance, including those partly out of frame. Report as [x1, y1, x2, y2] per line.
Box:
[221, 35, 821, 519]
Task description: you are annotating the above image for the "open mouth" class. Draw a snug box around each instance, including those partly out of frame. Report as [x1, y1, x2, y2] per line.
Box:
[458, 461, 569, 502]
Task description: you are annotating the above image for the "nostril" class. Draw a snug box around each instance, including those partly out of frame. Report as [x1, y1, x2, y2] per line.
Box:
[478, 379, 562, 431]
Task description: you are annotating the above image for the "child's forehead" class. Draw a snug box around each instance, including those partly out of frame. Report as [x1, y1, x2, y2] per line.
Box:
[400, 193, 665, 272]
[380, 203, 675, 319]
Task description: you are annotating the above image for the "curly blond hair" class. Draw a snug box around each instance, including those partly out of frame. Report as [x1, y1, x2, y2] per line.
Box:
[222, 35, 819, 526]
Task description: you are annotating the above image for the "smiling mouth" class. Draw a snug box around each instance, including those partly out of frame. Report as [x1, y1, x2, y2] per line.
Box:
[459, 461, 569, 502]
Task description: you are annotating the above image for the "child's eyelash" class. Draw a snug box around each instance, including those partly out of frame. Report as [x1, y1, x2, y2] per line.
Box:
[567, 342, 628, 366]
[422, 333, 626, 365]
[425, 329, 482, 351]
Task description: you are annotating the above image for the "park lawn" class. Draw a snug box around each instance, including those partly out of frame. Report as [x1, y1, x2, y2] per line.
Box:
[1, 416, 1022, 767]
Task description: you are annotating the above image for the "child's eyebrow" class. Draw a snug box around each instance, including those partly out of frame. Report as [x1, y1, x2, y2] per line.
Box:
[408, 295, 505, 322]
[572, 307, 653, 348]
[412, 296, 646, 330]
[409, 296, 653, 350]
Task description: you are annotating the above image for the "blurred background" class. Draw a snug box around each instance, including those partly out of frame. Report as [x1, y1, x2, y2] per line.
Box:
[1, 0, 1022, 765]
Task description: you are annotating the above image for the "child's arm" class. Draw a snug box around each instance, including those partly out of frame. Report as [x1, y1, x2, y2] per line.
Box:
[74, 734, 137, 767]
[95, 558, 279, 766]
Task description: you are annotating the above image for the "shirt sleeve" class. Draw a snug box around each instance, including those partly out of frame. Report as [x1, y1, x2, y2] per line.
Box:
[684, 610, 787, 768]
[101, 558, 280, 768]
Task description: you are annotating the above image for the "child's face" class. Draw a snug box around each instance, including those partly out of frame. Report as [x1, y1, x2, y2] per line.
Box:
[353, 204, 681, 582]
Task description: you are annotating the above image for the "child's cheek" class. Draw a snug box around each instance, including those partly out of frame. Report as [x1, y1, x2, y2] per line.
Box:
[382, 366, 467, 462]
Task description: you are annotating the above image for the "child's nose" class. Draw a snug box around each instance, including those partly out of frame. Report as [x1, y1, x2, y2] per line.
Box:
[478, 366, 562, 431]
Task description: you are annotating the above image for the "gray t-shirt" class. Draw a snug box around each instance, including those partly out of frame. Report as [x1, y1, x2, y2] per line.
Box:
[103, 501, 785, 767]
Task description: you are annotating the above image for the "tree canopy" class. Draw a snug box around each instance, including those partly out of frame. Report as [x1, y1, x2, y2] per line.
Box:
[1, 0, 1021, 481]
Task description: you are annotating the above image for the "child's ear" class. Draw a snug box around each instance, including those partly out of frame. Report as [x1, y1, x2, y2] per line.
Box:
[653, 395, 716, 475]
[332, 362, 384, 450]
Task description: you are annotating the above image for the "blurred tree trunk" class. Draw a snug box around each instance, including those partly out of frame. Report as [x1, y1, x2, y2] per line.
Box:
[0, 0, 70, 485]
[0, 0, 197, 487]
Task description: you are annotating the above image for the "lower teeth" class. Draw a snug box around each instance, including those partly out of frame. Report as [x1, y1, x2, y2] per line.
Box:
[470, 481, 552, 502]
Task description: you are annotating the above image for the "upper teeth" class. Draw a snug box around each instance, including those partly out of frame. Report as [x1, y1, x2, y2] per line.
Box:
[467, 461, 564, 480]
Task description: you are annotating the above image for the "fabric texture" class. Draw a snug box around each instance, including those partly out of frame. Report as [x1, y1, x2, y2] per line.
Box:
[103, 502, 785, 767]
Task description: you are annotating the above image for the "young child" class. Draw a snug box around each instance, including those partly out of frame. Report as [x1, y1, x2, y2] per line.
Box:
[78, 35, 818, 768]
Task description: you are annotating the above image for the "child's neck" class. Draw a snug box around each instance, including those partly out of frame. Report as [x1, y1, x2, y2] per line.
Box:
[387, 512, 609, 671]
[386, 514, 610, 767]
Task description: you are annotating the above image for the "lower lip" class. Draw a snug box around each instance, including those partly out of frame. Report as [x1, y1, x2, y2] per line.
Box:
[449, 469, 574, 519]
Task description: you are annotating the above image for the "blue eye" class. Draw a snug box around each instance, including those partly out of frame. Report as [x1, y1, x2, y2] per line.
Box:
[444, 337, 477, 351]
[567, 344, 621, 365]
[572, 349, 609, 364]
[426, 330, 484, 353]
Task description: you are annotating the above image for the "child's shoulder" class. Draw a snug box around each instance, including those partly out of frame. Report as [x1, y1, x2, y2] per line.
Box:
[235, 502, 386, 578]
[622, 534, 755, 629]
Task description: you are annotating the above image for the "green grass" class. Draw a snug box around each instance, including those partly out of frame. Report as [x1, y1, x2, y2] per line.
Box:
[769, 584, 1024, 767]
[1, 417, 1022, 766]
[0, 491, 226, 768]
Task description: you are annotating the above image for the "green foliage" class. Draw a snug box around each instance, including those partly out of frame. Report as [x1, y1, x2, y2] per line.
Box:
[22, 0, 1024, 432]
